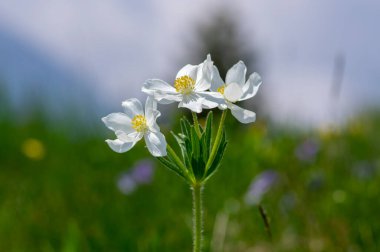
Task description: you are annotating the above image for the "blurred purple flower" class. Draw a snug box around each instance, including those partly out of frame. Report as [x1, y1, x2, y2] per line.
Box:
[130, 160, 154, 184]
[245, 170, 279, 205]
[295, 138, 320, 162]
[117, 173, 137, 195]
[117, 159, 155, 195]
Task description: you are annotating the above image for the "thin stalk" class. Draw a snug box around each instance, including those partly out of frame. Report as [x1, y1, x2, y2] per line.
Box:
[192, 112, 202, 138]
[192, 183, 203, 252]
[258, 205, 272, 240]
[205, 110, 227, 172]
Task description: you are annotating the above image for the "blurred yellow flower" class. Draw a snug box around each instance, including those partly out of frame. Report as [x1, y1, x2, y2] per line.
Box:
[318, 125, 339, 141]
[332, 190, 346, 203]
[21, 138, 46, 160]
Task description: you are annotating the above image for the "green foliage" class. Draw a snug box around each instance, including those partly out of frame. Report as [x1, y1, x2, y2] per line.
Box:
[206, 129, 227, 181]
[1, 108, 380, 251]
[158, 112, 227, 185]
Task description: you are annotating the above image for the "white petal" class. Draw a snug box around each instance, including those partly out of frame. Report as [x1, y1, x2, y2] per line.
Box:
[218, 103, 228, 110]
[116, 130, 143, 142]
[105, 139, 137, 153]
[144, 131, 167, 157]
[147, 110, 161, 133]
[226, 61, 246, 86]
[102, 113, 133, 133]
[240, 72, 262, 101]
[142, 79, 177, 96]
[197, 91, 225, 109]
[145, 96, 161, 133]
[176, 64, 198, 80]
[194, 55, 213, 91]
[194, 65, 211, 92]
[122, 98, 143, 118]
[224, 83, 243, 102]
[142, 79, 180, 104]
[210, 66, 225, 91]
[228, 103, 256, 124]
[145, 96, 158, 120]
[179, 93, 204, 113]
[153, 92, 182, 104]
[148, 117, 160, 133]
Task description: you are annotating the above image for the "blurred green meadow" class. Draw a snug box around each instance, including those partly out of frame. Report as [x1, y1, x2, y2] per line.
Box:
[1, 93, 379, 252]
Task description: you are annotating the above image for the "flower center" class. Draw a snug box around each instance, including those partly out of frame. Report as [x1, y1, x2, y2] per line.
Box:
[217, 85, 226, 95]
[131, 114, 147, 132]
[174, 75, 195, 94]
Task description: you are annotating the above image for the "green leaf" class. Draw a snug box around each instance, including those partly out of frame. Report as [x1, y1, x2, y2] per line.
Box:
[156, 157, 188, 182]
[204, 111, 213, 149]
[190, 126, 200, 159]
[166, 146, 184, 171]
[180, 117, 191, 137]
[201, 111, 213, 163]
[171, 131, 192, 170]
[191, 156, 206, 180]
[180, 118, 193, 159]
[190, 125, 206, 179]
[205, 128, 228, 180]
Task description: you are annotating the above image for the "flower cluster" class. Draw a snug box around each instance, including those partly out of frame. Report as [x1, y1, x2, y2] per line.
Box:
[102, 54, 262, 158]
[102, 55, 263, 252]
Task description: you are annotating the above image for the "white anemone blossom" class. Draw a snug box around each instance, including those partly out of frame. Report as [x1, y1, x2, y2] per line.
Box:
[102, 97, 167, 157]
[142, 55, 223, 113]
[211, 61, 262, 123]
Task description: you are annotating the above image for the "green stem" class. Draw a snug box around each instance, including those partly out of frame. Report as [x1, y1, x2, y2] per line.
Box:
[205, 110, 227, 172]
[192, 184, 203, 252]
[192, 112, 202, 138]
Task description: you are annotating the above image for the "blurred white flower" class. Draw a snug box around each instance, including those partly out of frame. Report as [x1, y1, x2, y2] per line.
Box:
[295, 138, 320, 162]
[102, 96, 167, 157]
[211, 61, 262, 123]
[142, 54, 223, 113]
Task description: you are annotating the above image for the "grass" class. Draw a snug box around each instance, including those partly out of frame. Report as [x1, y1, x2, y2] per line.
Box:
[0, 107, 379, 251]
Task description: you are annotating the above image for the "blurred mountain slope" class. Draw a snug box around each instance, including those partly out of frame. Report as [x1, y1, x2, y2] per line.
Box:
[0, 27, 97, 122]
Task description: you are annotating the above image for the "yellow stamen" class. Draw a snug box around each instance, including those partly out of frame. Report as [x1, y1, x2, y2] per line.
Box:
[174, 75, 195, 94]
[131, 114, 147, 132]
[217, 85, 226, 95]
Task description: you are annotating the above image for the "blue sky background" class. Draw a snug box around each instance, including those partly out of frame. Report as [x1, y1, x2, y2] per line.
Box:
[0, 0, 379, 127]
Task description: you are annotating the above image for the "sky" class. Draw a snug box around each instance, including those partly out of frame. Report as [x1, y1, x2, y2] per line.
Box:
[0, 0, 379, 127]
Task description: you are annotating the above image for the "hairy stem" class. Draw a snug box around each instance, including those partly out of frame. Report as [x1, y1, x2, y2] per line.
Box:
[205, 110, 227, 172]
[192, 183, 203, 252]
[192, 112, 202, 138]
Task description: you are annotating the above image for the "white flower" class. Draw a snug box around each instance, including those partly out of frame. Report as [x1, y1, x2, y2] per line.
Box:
[142, 55, 224, 113]
[102, 97, 167, 157]
[211, 61, 262, 123]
